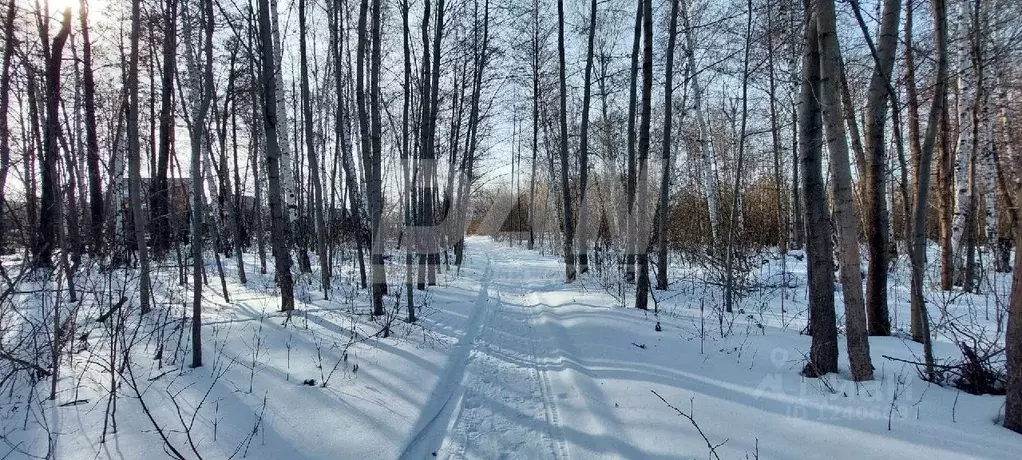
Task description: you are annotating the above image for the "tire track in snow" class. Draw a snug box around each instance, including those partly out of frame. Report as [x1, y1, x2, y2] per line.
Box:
[398, 256, 493, 460]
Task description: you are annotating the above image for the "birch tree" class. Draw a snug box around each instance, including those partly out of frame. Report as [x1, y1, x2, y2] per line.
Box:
[634, 0, 653, 310]
[817, 0, 872, 381]
[624, 0, 641, 282]
[527, 0, 546, 251]
[950, 0, 976, 287]
[1006, 186, 1022, 433]
[257, 0, 296, 312]
[79, 0, 104, 253]
[0, 0, 16, 252]
[910, 0, 950, 381]
[799, 0, 838, 377]
[680, 0, 719, 248]
[368, 0, 387, 315]
[903, 0, 926, 340]
[36, 7, 72, 268]
[268, 0, 299, 234]
[656, 0, 679, 291]
[853, 0, 901, 337]
[556, 0, 576, 283]
[127, 0, 152, 313]
[577, 0, 597, 275]
[299, 0, 330, 296]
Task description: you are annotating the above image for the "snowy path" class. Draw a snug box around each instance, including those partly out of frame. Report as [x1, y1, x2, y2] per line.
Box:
[400, 242, 671, 459]
[395, 238, 1022, 460]
[401, 252, 574, 460]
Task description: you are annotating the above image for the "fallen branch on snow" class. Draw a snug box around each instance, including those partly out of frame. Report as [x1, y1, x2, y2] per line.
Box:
[651, 389, 726, 460]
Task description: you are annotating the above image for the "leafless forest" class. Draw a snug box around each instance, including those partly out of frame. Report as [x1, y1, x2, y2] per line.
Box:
[0, 0, 1021, 457]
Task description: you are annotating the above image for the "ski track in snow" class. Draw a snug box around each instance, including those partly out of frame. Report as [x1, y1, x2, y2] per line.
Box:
[426, 252, 572, 460]
[526, 291, 571, 460]
[418, 244, 646, 460]
[398, 256, 495, 460]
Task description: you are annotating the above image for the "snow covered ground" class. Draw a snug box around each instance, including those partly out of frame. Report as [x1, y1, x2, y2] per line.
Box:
[2, 237, 1021, 459]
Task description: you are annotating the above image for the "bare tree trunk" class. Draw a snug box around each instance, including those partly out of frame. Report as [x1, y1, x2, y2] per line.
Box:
[817, 0, 873, 381]
[426, 0, 445, 286]
[442, 60, 466, 266]
[257, 0, 296, 312]
[268, 0, 299, 235]
[332, 0, 366, 288]
[205, 120, 230, 302]
[528, 1, 541, 251]
[939, 102, 955, 290]
[787, 0, 804, 252]
[556, 0, 576, 283]
[951, 0, 975, 286]
[597, 49, 623, 254]
[356, 0, 378, 291]
[765, 6, 788, 265]
[681, 0, 719, 248]
[1005, 181, 1022, 432]
[790, 121, 804, 251]
[208, 50, 247, 285]
[126, 0, 152, 314]
[454, 0, 491, 268]
[903, 0, 925, 340]
[656, 0, 679, 291]
[368, 0, 387, 316]
[722, 0, 754, 315]
[576, 0, 597, 275]
[416, 0, 432, 291]
[229, 86, 247, 284]
[634, 0, 653, 310]
[38, 9, 71, 400]
[0, 0, 16, 253]
[26, 68, 42, 258]
[963, 151, 978, 293]
[838, 62, 867, 201]
[856, 0, 901, 337]
[799, 0, 838, 377]
[400, 0, 416, 322]
[250, 46, 268, 274]
[994, 73, 1018, 274]
[974, 7, 998, 280]
[910, 0, 949, 382]
[299, 0, 330, 298]
[541, 105, 562, 257]
[183, 0, 209, 367]
[150, 0, 178, 256]
[36, 8, 72, 268]
[76, 0, 105, 254]
[415, 0, 445, 288]
[624, 0, 641, 282]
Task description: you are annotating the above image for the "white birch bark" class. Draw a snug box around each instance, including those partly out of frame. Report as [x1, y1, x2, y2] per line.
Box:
[950, 0, 974, 269]
[183, 5, 205, 232]
[981, 93, 997, 263]
[112, 138, 126, 242]
[680, 0, 718, 243]
[996, 78, 1018, 199]
[203, 142, 222, 235]
[980, 11, 1000, 269]
[270, 0, 298, 224]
